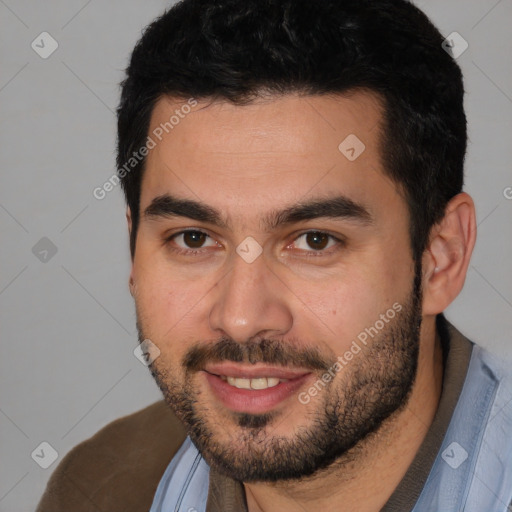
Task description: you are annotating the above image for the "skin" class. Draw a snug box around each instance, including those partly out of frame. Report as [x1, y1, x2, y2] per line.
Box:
[127, 91, 476, 511]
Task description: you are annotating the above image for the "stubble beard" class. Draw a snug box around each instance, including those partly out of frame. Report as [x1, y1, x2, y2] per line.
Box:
[137, 267, 423, 483]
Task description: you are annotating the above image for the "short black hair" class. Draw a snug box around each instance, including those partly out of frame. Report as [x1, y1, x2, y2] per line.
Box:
[117, 0, 467, 260]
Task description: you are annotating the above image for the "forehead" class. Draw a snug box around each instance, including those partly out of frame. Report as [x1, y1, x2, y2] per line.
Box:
[140, 92, 403, 224]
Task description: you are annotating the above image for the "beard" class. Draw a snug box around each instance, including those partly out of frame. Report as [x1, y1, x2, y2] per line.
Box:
[136, 262, 423, 483]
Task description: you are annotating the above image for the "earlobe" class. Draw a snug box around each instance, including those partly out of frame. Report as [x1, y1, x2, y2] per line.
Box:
[422, 193, 476, 315]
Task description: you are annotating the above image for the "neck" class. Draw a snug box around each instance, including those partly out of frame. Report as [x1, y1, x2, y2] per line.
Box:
[244, 318, 444, 512]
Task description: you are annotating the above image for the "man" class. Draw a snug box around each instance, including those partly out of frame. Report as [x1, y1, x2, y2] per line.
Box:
[37, 0, 512, 511]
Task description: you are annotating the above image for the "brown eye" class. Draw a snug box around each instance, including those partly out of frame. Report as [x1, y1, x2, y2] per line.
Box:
[305, 232, 329, 250]
[182, 231, 208, 248]
[291, 231, 341, 253]
[165, 230, 218, 255]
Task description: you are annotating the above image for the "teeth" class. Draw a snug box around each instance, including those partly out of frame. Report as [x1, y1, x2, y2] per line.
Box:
[227, 377, 251, 389]
[225, 376, 283, 390]
[251, 377, 274, 390]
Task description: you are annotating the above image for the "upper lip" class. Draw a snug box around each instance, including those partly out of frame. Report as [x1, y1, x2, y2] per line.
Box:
[203, 362, 311, 380]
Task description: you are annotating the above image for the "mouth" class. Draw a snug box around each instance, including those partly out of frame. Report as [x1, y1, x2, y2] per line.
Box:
[201, 362, 314, 414]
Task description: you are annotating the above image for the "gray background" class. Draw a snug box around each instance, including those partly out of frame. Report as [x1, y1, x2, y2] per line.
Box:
[1, 1, 511, 510]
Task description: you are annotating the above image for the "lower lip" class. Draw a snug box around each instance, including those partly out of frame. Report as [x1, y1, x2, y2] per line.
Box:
[203, 372, 312, 414]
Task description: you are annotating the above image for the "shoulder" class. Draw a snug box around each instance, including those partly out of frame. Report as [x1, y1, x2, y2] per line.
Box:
[461, 344, 512, 508]
[470, 342, 512, 388]
[444, 318, 512, 387]
[36, 400, 187, 512]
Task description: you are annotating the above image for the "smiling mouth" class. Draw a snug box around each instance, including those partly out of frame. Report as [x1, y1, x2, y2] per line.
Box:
[202, 364, 314, 414]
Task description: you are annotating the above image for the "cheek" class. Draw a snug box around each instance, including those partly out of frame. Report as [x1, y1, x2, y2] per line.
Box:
[134, 281, 195, 369]
[296, 256, 412, 355]
[132, 259, 207, 340]
[286, 273, 383, 357]
[333, 289, 383, 353]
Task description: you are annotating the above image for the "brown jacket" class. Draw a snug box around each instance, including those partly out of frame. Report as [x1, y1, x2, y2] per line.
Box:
[36, 401, 187, 512]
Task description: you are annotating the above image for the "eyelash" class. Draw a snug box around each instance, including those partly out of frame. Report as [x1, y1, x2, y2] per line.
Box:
[163, 229, 345, 257]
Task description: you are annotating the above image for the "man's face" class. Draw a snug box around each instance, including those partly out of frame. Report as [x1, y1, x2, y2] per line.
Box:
[131, 92, 423, 481]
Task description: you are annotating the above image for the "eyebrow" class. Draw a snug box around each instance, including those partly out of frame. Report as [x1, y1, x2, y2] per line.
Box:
[143, 193, 373, 230]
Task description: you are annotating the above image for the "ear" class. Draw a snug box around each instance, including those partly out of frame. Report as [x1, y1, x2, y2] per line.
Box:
[126, 207, 136, 296]
[421, 192, 476, 315]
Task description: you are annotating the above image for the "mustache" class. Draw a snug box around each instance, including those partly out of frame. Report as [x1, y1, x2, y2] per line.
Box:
[184, 337, 335, 373]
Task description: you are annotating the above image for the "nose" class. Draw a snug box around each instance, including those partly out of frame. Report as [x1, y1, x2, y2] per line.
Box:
[208, 250, 293, 342]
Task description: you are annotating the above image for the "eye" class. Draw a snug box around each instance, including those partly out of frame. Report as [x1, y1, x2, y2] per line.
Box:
[291, 231, 341, 252]
[168, 230, 218, 250]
